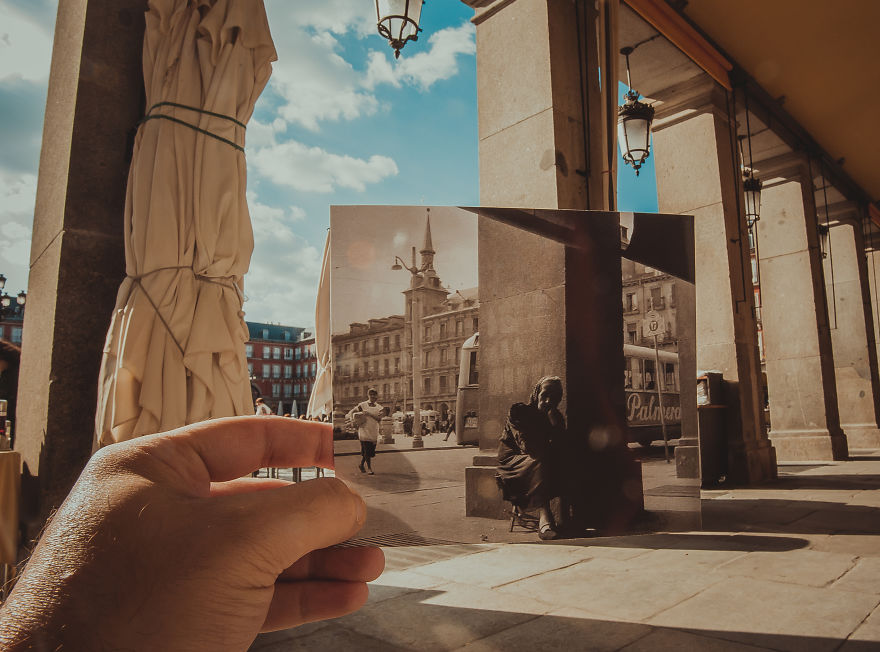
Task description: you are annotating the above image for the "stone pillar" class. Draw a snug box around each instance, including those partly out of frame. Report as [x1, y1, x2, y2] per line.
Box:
[822, 218, 880, 448]
[15, 0, 145, 534]
[466, 0, 644, 532]
[755, 159, 848, 460]
[651, 77, 776, 484]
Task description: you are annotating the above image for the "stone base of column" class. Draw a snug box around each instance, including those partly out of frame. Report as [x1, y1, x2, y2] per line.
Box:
[727, 439, 778, 485]
[840, 425, 880, 449]
[674, 437, 700, 479]
[769, 428, 848, 461]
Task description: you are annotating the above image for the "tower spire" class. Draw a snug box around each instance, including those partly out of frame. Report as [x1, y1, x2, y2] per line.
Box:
[421, 209, 434, 256]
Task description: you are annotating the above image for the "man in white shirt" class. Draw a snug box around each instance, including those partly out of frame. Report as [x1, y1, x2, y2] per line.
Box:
[347, 388, 383, 474]
[255, 398, 272, 416]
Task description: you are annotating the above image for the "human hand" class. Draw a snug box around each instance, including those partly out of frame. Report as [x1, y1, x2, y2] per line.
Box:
[0, 417, 384, 651]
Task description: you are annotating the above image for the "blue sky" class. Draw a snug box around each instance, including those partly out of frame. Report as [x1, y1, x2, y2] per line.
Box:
[0, 0, 656, 327]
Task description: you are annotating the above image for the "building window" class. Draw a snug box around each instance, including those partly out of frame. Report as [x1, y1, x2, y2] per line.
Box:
[262, 364, 270, 379]
[424, 350, 431, 367]
[627, 323, 637, 344]
[344, 386, 350, 398]
[284, 365, 292, 379]
[345, 343, 351, 352]
[439, 375, 448, 392]
[374, 338, 380, 353]
[272, 364, 281, 379]
[294, 383, 300, 395]
[272, 384, 280, 398]
[311, 362, 316, 376]
[263, 346, 271, 359]
[394, 334, 401, 349]
[354, 342, 359, 354]
[384, 359, 390, 376]
[245, 344, 253, 358]
[440, 348, 448, 364]
[424, 325, 431, 341]
[284, 330, 291, 341]
[273, 347, 281, 359]
[295, 364, 301, 377]
[650, 286, 663, 310]
[283, 384, 293, 398]
[284, 348, 293, 360]
[455, 347, 460, 364]
[383, 336, 390, 352]
[423, 377, 432, 394]
[395, 358, 401, 373]
[262, 328, 269, 339]
[383, 383, 390, 397]
[295, 347, 302, 360]
[456, 320, 463, 336]
[247, 363, 254, 377]
[394, 382, 399, 395]
[625, 293, 637, 312]
[472, 317, 478, 332]
[440, 322, 447, 338]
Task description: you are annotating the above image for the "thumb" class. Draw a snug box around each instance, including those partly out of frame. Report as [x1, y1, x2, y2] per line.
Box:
[219, 478, 366, 572]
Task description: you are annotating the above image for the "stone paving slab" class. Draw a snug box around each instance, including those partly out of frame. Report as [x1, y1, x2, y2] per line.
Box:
[716, 548, 858, 587]
[497, 555, 726, 622]
[831, 557, 880, 595]
[647, 577, 879, 652]
[807, 533, 880, 558]
[412, 543, 595, 589]
[333, 582, 553, 651]
[618, 627, 777, 651]
[839, 602, 880, 651]
[452, 606, 651, 652]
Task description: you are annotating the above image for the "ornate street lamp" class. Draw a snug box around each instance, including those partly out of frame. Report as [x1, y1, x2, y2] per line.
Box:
[742, 173, 763, 229]
[618, 46, 655, 177]
[739, 102, 763, 228]
[375, 0, 424, 59]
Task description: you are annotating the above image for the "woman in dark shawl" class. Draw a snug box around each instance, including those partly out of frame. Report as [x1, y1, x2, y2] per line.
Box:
[496, 376, 565, 539]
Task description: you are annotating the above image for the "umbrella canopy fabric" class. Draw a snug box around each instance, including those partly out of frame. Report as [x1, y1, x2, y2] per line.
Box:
[307, 231, 332, 418]
[95, 0, 277, 447]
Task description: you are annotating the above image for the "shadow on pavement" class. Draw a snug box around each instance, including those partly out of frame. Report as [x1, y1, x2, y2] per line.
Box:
[251, 595, 876, 652]
[702, 498, 880, 535]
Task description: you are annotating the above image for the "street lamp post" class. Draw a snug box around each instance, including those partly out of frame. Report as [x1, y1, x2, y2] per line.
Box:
[0, 274, 27, 323]
[392, 249, 428, 449]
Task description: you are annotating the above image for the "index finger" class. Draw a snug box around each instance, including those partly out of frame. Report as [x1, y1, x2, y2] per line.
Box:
[141, 416, 333, 487]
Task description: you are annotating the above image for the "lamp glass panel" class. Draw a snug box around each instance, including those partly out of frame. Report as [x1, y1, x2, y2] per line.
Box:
[618, 116, 649, 163]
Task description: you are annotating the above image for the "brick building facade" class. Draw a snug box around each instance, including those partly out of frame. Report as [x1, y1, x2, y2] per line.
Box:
[245, 322, 317, 416]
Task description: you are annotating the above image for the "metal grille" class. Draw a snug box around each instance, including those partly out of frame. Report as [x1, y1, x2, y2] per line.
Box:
[336, 532, 465, 548]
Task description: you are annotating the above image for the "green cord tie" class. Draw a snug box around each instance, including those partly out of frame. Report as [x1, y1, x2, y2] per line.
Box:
[137, 101, 246, 152]
[127, 266, 244, 362]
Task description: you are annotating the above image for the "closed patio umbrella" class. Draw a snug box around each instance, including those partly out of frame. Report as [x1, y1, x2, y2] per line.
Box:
[95, 0, 277, 447]
[307, 231, 332, 418]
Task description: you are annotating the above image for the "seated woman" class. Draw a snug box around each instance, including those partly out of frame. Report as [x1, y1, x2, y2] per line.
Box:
[495, 376, 565, 540]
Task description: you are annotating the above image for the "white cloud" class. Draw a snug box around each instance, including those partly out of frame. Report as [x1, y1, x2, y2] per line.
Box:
[0, 171, 35, 290]
[364, 22, 476, 91]
[0, 1, 53, 82]
[251, 140, 398, 193]
[261, 3, 474, 132]
[264, 0, 379, 131]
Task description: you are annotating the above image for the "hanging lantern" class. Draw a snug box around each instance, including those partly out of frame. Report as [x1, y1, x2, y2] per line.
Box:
[618, 46, 655, 176]
[743, 173, 763, 228]
[376, 0, 424, 59]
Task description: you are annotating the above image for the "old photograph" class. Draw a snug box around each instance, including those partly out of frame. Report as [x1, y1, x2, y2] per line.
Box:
[331, 206, 697, 545]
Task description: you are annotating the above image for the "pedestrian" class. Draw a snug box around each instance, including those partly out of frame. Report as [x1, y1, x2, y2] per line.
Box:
[444, 411, 456, 442]
[347, 388, 383, 475]
[254, 397, 272, 416]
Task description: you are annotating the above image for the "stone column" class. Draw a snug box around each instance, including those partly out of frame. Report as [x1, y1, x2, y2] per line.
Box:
[651, 77, 776, 484]
[15, 0, 145, 534]
[822, 217, 880, 448]
[755, 158, 848, 460]
[466, 0, 644, 532]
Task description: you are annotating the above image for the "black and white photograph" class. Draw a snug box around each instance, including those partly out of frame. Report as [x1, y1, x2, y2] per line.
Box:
[331, 206, 697, 545]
